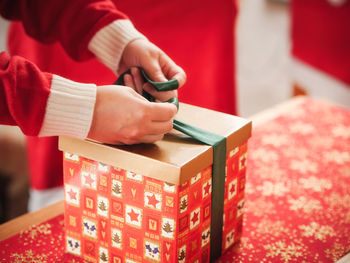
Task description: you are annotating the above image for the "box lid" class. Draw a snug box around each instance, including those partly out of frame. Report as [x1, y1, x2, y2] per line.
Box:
[59, 103, 251, 185]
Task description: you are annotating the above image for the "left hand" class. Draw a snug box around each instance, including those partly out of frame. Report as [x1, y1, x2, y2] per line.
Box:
[119, 39, 186, 101]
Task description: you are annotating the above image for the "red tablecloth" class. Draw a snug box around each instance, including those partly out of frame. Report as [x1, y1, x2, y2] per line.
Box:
[1, 98, 350, 262]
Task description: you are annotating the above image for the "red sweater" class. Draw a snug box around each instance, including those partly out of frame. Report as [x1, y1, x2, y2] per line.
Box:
[1, 0, 144, 137]
[291, 0, 350, 86]
[1, 0, 147, 192]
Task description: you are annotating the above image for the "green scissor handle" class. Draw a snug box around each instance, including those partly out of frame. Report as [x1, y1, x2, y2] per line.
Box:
[114, 68, 179, 109]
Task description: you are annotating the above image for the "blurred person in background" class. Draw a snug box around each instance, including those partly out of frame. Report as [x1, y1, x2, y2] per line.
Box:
[7, 0, 238, 211]
[1, 0, 188, 212]
[291, 0, 350, 108]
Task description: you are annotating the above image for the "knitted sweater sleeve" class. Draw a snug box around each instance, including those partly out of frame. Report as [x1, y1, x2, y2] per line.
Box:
[0, 52, 96, 138]
[0, 0, 129, 60]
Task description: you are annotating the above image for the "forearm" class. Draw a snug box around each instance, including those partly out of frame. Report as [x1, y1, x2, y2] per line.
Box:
[0, 0, 141, 62]
[0, 52, 96, 138]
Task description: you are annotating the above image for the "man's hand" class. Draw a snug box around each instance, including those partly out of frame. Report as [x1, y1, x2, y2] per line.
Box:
[87, 84, 177, 145]
[119, 39, 186, 101]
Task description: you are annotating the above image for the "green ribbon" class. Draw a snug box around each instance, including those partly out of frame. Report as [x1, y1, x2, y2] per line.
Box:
[115, 69, 226, 261]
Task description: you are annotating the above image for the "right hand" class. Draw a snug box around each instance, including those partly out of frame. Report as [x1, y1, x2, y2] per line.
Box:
[119, 39, 186, 102]
[87, 84, 177, 145]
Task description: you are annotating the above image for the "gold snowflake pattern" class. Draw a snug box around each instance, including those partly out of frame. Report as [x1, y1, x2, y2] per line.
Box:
[325, 193, 350, 210]
[298, 176, 332, 192]
[332, 125, 350, 139]
[245, 199, 276, 217]
[20, 223, 52, 240]
[250, 148, 279, 163]
[323, 150, 350, 165]
[340, 166, 350, 178]
[253, 219, 287, 237]
[261, 133, 289, 147]
[290, 160, 318, 174]
[325, 242, 348, 262]
[288, 196, 322, 214]
[10, 250, 48, 263]
[299, 222, 336, 241]
[289, 121, 315, 135]
[308, 136, 335, 150]
[253, 163, 286, 181]
[264, 241, 305, 263]
[283, 146, 309, 160]
[257, 181, 289, 197]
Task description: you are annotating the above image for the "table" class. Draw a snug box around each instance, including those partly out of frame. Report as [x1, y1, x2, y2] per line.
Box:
[1, 97, 349, 262]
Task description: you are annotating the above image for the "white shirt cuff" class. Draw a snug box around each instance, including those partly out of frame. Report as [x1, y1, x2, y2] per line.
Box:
[39, 74, 97, 139]
[88, 19, 147, 73]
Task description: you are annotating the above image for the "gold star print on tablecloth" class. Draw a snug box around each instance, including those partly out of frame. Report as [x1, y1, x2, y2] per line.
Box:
[218, 98, 350, 263]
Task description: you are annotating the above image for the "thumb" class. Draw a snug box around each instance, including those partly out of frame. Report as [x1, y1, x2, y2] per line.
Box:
[144, 62, 168, 82]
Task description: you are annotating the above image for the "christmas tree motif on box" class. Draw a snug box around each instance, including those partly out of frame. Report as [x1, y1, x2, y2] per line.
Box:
[100, 252, 108, 262]
[99, 201, 107, 211]
[97, 196, 109, 217]
[163, 222, 173, 233]
[99, 247, 108, 263]
[179, 195, 188, 213]
[111, 180, 122, 197]
[161, 218, 175, 239]
[178, 245, 186, 263]
[111, 228, 122, 249]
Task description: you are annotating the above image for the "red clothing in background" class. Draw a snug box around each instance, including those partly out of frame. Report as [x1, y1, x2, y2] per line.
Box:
[291, 0, 350, 86]
[8, 1, 238, 191]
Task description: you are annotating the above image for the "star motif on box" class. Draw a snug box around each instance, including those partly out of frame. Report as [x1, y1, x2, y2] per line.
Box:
[128, 209, 139, 222]
[147, 194, 159, 208]
[84, 174, 95, 187]
[239, 154, 247, 170]
[203, 182, 211, 196]
[67, 189, 77, 200]
[191, 212, 199, 225]
[229, 184, 236, 195]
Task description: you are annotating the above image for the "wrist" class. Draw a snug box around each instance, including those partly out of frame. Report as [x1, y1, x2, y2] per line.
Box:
[39, 75, 97, 139]
[88, 19, 147, 73]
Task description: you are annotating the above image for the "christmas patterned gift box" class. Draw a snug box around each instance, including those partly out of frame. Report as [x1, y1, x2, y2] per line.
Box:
[59, 103, 251, 263]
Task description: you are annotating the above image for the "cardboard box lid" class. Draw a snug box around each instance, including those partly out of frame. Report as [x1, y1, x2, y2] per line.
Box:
[59, 103, 251, 185]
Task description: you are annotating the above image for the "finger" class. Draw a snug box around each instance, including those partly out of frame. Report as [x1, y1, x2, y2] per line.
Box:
[123, 74, 135, 90]
[143, 60, 168, 83]
[146, 119, 173, 135]
[131, 67, 144, 95]
[159, 52, 187, 87]
[143, 83, 178, 102]
[150, 102, 177, 121]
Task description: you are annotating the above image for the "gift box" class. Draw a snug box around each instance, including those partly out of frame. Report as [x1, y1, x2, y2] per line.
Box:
[59, 103, 251, 263]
